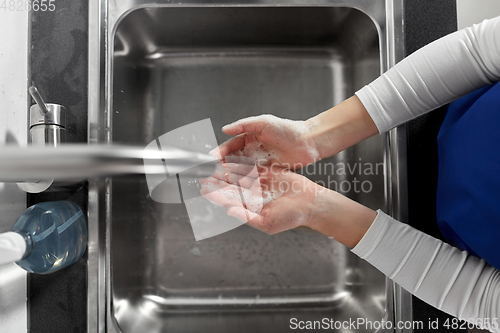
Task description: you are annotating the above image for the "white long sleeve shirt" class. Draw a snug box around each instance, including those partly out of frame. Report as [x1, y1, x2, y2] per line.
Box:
[353, 16, 500, 331]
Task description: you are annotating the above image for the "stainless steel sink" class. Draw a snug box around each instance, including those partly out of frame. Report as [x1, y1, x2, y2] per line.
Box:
[87, 1, 410, 332]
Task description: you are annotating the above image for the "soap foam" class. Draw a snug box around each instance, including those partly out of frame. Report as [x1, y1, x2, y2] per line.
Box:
[200, 174, 265, 215]
[228, 132, 278, 165]
[228, 114, 320, 166]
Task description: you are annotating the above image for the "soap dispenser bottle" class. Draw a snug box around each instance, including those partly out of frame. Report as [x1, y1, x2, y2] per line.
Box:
[0, 201, 87, 274]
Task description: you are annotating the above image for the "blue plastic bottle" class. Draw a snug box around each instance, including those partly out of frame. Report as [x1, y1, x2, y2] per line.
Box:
[0, 201, 87, 274]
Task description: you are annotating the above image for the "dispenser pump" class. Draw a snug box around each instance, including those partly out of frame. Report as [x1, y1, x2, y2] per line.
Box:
[0, 231, 27, 266]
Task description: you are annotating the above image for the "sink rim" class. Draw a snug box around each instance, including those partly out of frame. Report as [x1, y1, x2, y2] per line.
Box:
[86, 1, 410, 332]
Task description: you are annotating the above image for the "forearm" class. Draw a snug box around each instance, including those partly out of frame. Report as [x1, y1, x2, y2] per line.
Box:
[305, 96, 378, 159]
[304, 191, 500, 329]
[356, 16, 500, 133]
[306, 16, 500, 159]
[353, 211, 500, 331]
[304, 188, 377, 249]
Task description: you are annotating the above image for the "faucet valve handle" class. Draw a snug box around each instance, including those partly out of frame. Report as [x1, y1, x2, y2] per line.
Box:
[29, 86, 49, 115]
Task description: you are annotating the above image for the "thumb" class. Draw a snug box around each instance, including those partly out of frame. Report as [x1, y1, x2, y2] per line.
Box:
[222, 115, 274, 136]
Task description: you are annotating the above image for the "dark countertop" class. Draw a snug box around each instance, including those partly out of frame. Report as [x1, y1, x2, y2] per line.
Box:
[29, 1, 88, 332]
[27, 0, 460, 332]
[404, 1, 466, 332]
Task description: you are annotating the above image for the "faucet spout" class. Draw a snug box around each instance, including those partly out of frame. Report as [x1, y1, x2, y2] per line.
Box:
[0, 144, 216, 182]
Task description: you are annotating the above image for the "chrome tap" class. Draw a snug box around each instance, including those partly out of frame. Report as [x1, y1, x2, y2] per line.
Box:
[16, 86, 68, 192]
[28, 86, 66, 146]
[6, 87, 215, 192]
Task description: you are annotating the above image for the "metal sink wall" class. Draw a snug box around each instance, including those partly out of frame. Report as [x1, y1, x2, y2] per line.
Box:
[87, 1, 410, 333]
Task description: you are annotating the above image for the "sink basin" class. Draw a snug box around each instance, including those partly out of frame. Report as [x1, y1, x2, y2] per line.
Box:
[87, 1, 410, 333]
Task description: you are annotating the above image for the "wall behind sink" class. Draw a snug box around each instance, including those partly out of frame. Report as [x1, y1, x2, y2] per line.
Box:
[457, 0, 500, 29]
[0, 8, 29, 333]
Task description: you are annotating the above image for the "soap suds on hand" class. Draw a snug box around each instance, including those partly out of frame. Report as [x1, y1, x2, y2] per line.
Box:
[225, 114, 320, 166]
[228, 132, 278, 165]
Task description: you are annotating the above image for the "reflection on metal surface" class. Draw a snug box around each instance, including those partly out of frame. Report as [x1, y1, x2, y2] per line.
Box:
[87, 1, 410, 333]
[143, 291, 350, 307]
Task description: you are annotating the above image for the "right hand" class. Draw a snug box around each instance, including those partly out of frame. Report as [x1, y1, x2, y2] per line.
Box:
[218, 114, 320, 169]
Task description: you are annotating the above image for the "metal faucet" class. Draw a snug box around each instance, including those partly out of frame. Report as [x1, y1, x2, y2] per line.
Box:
[6, 87, 215, 191]
[28, 86, 66, 146]
[16, 86, 68, 192]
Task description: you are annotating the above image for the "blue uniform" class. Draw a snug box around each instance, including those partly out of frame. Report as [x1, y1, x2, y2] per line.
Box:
[437, 81, 500, 269]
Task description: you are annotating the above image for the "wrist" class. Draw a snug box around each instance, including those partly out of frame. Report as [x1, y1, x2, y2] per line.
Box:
[298, 118, 319, 160]
[304, 188, 377, 249]
[304, 116, 331, 160]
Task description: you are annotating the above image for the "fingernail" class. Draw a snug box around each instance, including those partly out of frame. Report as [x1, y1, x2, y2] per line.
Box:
[223, 121, 237, 131]
[209, 148, 222, 160]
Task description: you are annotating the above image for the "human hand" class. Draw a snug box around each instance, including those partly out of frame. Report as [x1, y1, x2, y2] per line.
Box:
[218, 114, 320, 169]
[200, 159, 376, 247]
[200, 158, 323, 234]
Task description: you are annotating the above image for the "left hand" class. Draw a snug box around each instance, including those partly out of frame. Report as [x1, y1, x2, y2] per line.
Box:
[200, 159, 377, 247]
[200, 159, 321, 234]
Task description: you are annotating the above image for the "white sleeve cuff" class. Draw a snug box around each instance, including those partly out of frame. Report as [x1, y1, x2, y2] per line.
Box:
[351, 209, 388, 258]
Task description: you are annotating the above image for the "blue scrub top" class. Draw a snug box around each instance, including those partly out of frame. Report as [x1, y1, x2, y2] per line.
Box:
[437, 81, 500, 269]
